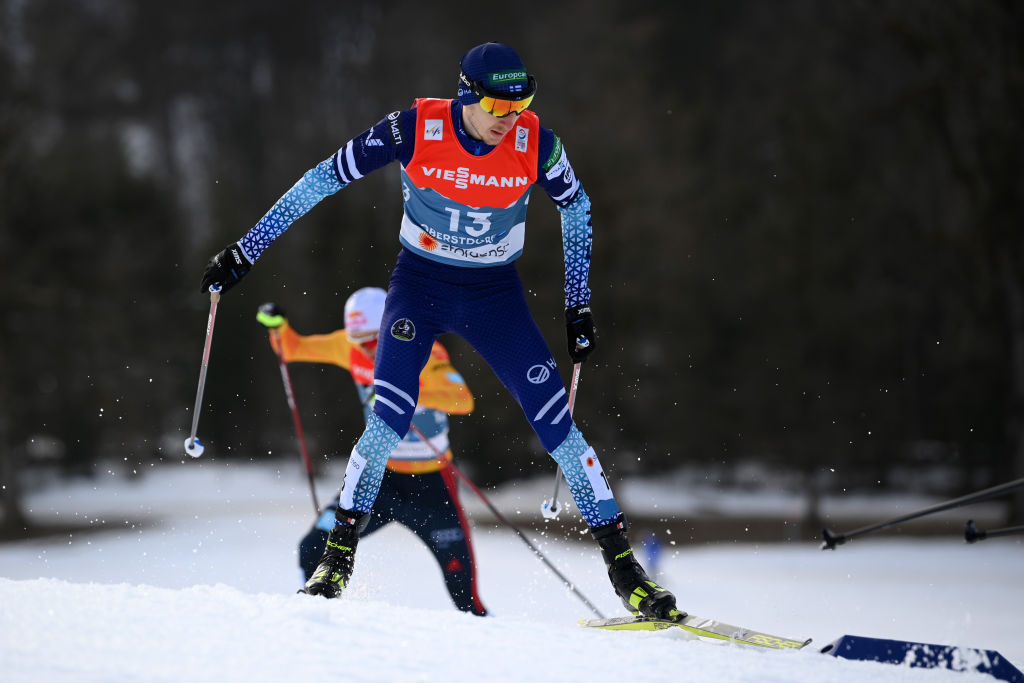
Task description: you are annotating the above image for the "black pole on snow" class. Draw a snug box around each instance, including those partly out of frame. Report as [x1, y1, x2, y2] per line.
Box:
[447, 462, 607, 619]
[406, 422, 606, 619]
[821, 477, 1024, 550]
[965, 519, 1024, 543]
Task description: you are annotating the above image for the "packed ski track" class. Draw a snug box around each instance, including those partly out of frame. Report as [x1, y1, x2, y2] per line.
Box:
[1, 461, 1021, 682]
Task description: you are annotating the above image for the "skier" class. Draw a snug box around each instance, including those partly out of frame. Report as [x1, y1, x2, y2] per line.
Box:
[200, 42, 682, 620]
[256, 287, 487, 616]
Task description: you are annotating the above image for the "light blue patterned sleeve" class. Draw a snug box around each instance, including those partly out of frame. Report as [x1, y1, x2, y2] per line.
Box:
[559, 187, 593, 308]
[238, 157, 344, 262]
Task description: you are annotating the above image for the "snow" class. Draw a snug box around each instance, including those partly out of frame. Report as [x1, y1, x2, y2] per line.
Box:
[1, 461, 1022, 682]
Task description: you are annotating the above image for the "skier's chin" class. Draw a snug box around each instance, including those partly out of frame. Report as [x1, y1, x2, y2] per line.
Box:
[485, 130, 509, 145]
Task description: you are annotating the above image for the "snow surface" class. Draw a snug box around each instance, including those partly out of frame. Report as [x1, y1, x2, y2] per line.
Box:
[1, 461, 1022, 682]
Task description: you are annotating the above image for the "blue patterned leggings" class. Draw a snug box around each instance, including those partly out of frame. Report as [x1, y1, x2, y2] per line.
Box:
[337, 249, 621, 528]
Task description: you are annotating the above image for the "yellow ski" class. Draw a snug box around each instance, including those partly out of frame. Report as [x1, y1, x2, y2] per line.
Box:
[579, 615, 811, 650]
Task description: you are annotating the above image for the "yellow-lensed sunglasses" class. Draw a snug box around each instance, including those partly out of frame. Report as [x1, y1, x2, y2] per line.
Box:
[459, 70, 537, 118]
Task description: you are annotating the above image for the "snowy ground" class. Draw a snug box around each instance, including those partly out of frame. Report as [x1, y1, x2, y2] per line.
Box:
[1, 460, 1022, 682]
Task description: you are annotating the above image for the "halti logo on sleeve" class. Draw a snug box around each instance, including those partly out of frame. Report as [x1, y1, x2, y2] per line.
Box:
[387, 111, 403, 145]
[424, 119, 443, 140]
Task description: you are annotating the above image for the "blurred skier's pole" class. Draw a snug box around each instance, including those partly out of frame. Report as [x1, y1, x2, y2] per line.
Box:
[269, 329, 320, 515]
[407, 423, 605, 619]
[541, 362, 581, 519]
[964, 519, 1024, 543]
[822, 477, 1024, 550]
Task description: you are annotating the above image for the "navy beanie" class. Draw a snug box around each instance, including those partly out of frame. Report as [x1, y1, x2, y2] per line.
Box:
[457, 42, 530, 105]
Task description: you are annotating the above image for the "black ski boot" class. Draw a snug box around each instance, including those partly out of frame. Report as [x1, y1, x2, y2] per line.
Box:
[302, 509, 370, 599]
[592, 515, 684, 621]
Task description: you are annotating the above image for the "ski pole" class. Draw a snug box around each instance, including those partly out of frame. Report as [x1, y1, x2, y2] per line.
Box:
[541, 362, 581, 519]
[407, 422, 605, 619]
[184, 285, 221, 458]
[270, 329, 321, 515]
[964, 519, 1024, 543]
[822, 476, 1024, 550]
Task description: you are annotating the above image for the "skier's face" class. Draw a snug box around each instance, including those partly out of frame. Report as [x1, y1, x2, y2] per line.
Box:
[359, 337, 378, 361]
[462, 103, 521, 146]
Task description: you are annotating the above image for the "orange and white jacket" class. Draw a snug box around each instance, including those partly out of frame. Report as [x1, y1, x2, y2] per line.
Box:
[268, 322, 472, 474]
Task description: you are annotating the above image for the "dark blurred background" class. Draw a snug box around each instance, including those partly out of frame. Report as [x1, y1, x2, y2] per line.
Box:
[2, 0, 1022, 530]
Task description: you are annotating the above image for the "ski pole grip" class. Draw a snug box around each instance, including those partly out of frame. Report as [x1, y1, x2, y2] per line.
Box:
[209, 283, 222, 302]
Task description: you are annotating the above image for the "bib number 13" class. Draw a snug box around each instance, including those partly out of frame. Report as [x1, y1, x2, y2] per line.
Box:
[444, 207, 491, 237]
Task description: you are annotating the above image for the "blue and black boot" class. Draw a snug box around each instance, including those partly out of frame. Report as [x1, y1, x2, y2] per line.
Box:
[302, 509, 370, 599]
[592, 515, 684, 621]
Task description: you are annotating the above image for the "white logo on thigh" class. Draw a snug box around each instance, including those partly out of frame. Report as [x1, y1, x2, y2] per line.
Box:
[391, 318, 416, 341]
[430, 527, 465, 547]
[527, 364, 551, 384]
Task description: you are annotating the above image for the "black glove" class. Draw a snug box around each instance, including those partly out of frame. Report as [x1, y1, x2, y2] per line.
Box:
[199, 242, 251, 294]
[565, 305, 596, 363]
[256, 302, 286, 328]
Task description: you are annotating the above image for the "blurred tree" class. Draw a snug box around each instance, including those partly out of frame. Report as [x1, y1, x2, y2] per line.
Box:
[627, 1, 1020, 505]
[0, 0, 1020, 524]
[869, 0, 1024, 515]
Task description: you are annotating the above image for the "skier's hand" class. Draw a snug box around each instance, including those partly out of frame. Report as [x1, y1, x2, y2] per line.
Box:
[256, 303, 286, 328]
[200, 242, 251, 294]
[565, 305, 596, 363]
